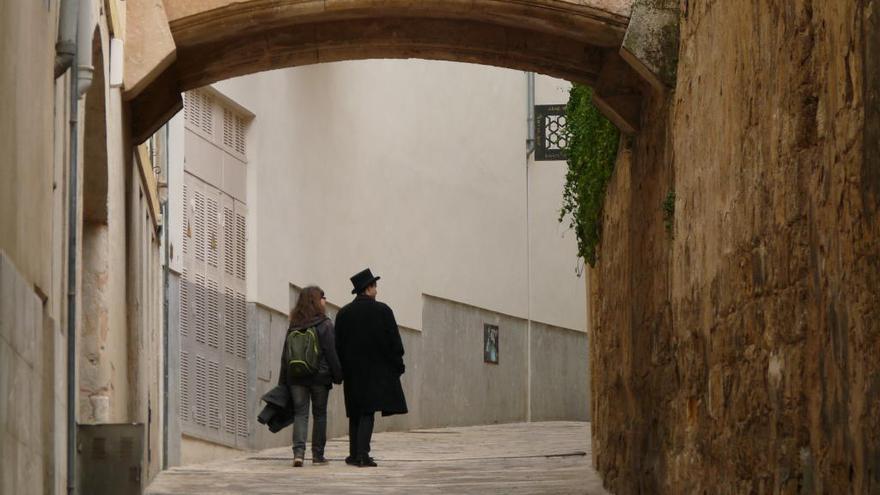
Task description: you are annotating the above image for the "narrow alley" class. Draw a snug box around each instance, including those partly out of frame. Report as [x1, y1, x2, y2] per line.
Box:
[4, 0, 879, 493]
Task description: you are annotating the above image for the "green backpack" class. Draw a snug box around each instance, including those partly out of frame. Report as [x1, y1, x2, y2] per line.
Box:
[285, 326, 321, 378]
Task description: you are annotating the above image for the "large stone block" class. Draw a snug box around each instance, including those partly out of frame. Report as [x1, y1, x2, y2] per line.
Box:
[0, 343, 44, 493]
[20, 451, 43, 495]
[0, 340, 11, 438]
[20, 277, 42, 371]
[124, 0, 177, 100]
[0, 430, 18, 495]
[0, 251, 42, 368]
[0, 254, 13, 346]
[8, 348, 35, 450]
[620, 0, 679, 92]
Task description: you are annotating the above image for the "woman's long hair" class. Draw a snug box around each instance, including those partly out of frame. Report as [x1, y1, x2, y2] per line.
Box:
[289, 286, 325, 326]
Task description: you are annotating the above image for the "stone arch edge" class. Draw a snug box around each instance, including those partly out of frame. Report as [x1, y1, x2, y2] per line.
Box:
[127, 0, 679, 144]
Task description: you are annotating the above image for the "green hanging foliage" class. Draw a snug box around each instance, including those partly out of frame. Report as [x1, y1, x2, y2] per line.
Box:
[662, 189, 676, 238]
[559, 84, 620, 267]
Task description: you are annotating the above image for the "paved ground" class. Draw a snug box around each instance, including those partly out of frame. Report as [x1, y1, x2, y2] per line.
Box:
[147, 422, 609, 494]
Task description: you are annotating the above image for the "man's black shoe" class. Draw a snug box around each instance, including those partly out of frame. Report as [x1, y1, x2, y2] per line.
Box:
[312, 455, 329, 465]
[345, 456, 356, 465]
[356, 456, 377, 467]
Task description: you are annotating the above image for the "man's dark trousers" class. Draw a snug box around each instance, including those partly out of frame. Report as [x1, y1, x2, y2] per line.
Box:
[349, 413, 375, 459]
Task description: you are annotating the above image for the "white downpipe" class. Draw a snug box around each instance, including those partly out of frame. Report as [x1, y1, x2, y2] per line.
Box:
[67, 5, 95, 493]
[76, 0, 94, 97]
[526, 72, 536, 156]
[525, 72, 535, 422]
[54, 0, 78, 78]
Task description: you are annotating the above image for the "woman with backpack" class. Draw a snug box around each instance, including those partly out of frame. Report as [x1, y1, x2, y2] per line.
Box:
[279, 286, 343, 467]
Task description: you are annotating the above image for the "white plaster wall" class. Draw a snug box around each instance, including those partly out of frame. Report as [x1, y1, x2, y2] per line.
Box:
[211, 61, 586, 333]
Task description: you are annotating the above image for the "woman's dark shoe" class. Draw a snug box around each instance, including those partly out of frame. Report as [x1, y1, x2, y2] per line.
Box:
[312, 455, 329, 465]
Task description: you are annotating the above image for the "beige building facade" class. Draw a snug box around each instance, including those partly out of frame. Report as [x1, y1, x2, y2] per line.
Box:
[2, 0, 167, 492]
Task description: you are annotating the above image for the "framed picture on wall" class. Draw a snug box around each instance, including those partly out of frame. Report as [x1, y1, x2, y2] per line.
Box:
[484, 324, 499, 364]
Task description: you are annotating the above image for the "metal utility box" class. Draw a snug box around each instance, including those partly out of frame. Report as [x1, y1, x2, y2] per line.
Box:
[77, 423, 145, 495]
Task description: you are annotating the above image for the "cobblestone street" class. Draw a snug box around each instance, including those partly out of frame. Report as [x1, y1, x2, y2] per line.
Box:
[146, 422, 608, 494]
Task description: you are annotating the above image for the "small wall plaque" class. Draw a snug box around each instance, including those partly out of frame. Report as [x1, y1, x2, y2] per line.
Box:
[484, 324, 499, 364]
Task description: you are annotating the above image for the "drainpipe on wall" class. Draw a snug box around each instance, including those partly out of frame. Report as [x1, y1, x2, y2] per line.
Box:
[54, 0, 78, 78]
[526, 72, 536, 157]
[162, 124, 171, 470]
[76, 0, 94, 97]
[65, 30, 80, 495]
[525, 72, 535, 422]
[67, 1, 96, 493]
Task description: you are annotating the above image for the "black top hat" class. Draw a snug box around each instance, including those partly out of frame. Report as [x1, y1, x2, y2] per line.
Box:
[350, 268, 381, 294]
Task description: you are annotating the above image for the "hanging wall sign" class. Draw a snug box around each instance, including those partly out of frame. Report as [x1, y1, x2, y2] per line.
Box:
[535, 104, 569, 161]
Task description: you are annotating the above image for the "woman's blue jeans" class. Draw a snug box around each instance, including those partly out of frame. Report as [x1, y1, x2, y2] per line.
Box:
[289, 384, 330, 458]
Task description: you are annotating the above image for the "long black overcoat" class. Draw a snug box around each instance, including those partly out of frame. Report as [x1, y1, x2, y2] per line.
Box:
[335, 295, 408, 417]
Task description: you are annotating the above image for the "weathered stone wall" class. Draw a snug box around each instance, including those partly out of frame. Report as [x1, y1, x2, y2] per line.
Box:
[590, 95, 674, 494]
[591, 1, 880, 492]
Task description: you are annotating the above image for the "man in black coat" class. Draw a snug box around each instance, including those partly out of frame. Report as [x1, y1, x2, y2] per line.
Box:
[335, 268, 408, 467]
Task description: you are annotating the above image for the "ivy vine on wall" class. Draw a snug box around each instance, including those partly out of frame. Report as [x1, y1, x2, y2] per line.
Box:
[559, 84, 620, 267]
[663, 189, 676, 238]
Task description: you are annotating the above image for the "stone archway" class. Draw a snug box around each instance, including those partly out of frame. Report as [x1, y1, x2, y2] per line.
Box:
[123, 0, 679, 142]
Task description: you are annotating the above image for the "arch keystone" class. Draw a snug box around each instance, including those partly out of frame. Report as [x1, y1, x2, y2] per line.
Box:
[124, 0, 177, 100]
